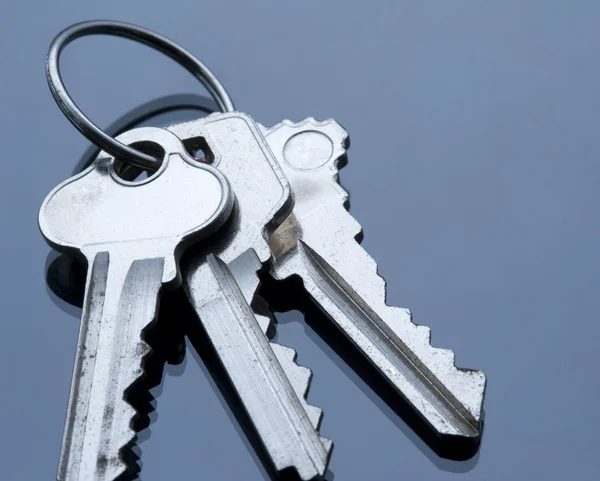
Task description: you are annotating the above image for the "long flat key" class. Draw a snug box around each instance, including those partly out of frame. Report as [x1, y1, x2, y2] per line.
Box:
[167, 113, 333, 480]
[39, 127, 234, 481]
[262, 119, 487, 447]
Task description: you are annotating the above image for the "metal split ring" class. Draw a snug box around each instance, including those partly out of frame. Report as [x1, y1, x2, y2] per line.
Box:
[46, 20, 235, 170]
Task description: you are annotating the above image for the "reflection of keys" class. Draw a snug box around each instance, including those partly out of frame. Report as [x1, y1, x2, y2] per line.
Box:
[263, 119, 487, 444]
[39, 127, 233, 481]
[168, 113, 332, 481]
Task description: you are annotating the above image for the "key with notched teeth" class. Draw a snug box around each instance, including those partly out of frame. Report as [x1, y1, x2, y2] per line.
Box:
[42, 113, 485, 479]
[261, 118, 487, 450]
[39, 127, 234, 481]
[45, 112, 333, 480]
[167, 113, 333, 480]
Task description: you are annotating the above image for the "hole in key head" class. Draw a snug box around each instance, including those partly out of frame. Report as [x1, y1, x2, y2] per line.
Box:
[113, 141, 166, 183]
[183, 136, 214, 164]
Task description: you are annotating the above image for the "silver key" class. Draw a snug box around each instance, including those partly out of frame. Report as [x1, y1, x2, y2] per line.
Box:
[263, 119, 487, 445]
[170, 113, 332, 480]
[39, 127, 234, 481]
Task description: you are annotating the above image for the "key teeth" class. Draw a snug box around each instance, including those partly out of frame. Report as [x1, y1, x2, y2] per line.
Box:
[320, 437, 333, 457]
[112, 337, 158, 481]
[386, 284, 468, 373]
[375, 261, 486, 420]
[270, 342, 326, 432]
[295, 208, 486, 426]
[414, 323, 431, 341]
[306, 405, 324, 431]
[378, 266, 481, 373]
[295, 365, 313, 397]
[285, 246, 486, 434]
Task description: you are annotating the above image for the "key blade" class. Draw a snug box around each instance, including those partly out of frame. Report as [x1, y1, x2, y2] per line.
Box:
[264, 119, 486, 444]
[59, 252, 163, 481]
[187, 253, 331, 481]
[40, 125, 236, 480]
[229, 252, 330, 435]
[173, 113, 330, 477]
[288, 241, 484, 437]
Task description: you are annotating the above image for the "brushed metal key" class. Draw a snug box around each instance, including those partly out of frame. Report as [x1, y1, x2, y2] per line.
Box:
[39, 127, 233, 481]
[262, 119, 487, 447]
[167, 112, 333, 480]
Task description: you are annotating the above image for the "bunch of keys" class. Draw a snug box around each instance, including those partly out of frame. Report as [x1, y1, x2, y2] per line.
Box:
[41, 21, 487, 481]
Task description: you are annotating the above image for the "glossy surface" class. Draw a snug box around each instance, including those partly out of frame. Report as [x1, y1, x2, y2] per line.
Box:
[2, 1, 600, 480]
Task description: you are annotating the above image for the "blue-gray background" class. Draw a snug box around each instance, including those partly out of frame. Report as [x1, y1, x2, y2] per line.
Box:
[1, 1, 599, 480]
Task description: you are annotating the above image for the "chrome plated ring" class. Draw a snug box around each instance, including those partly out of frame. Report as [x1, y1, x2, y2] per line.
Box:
[46, 20, 235, 169]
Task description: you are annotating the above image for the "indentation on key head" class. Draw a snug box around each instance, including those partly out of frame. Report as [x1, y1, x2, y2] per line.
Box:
[283, 131, 333, 170]
[267, 118, 348, 174]
[263, 119, 348, 260]
[39, 126, 234, 283]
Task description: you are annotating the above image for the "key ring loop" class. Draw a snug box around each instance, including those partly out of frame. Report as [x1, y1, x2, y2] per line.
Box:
[46, 20, 235, 170]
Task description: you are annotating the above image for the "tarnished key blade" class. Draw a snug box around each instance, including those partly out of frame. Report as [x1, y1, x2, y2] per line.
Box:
[189, 252, 331, 480]
[58, 252, 163, 481]
[262, 119, 487, 442]
[39, 126, 235, 481]
[169, 113, 331, 479]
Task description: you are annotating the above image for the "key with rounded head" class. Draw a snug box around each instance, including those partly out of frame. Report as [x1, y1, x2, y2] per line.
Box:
[168, 113, 333, 480]
[262, 119, 487, 452]
[39, 127, 233, 481]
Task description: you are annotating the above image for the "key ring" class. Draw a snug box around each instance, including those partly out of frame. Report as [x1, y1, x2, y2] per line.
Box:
[46, 20, 235, 170]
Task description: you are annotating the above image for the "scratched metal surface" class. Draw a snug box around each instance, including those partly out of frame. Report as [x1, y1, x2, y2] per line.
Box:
[1, 1, 599, 480]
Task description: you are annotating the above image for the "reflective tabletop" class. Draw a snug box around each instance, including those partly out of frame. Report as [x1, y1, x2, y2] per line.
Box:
[1, 2, 599, 480]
